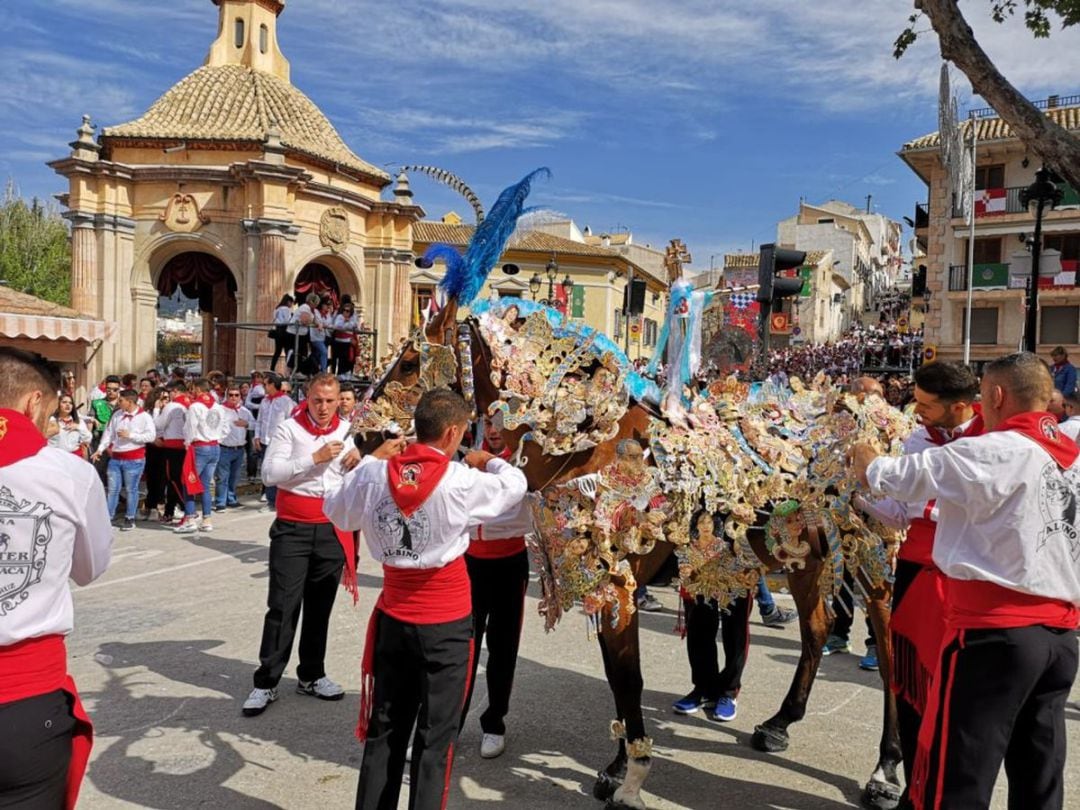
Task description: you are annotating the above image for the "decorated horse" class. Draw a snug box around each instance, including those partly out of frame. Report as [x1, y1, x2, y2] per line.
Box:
[354, 169, 907, 809]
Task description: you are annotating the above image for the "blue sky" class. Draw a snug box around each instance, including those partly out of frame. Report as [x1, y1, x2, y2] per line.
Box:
[3, 0, 1080, 271]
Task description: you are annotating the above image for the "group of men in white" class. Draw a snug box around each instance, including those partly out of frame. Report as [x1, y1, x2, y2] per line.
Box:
[0, 346, 1077, 810]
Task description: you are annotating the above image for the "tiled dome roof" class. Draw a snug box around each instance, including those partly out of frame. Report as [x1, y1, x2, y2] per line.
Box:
[102, 64, 388, 183]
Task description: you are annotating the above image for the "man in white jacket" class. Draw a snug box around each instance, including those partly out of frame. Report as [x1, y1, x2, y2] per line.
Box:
[324, 388, 527, 810]
[0, 347, 112, 807]
[853, 352, 1079, 810]
[92, 388, 156, 531]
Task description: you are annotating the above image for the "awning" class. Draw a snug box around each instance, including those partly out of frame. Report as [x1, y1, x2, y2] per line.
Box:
[0, 313, 116, 343]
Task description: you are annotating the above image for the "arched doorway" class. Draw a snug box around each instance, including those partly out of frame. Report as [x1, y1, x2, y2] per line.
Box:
[157, 252, 238, 374]
[295, 263, 341, 308]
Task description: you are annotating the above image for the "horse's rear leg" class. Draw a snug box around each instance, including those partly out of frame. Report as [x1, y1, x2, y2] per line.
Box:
[860, 595, 902, 810]
[594, 616, 652, 810]
[752, 564, 829, 753]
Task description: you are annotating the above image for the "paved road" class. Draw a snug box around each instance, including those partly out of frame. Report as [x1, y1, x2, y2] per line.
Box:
[69, 504, 1080, 809]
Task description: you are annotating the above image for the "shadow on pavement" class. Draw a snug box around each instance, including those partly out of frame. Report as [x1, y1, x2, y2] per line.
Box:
[83, 637, 868, 809]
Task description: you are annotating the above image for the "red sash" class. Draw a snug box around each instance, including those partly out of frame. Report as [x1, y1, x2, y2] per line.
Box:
[0, 636, 92, 810]
[468, 527, 526, 559]
[356, 558, 472, 741]
[182, 446, 204, 495]
[275, 489, 358, 603]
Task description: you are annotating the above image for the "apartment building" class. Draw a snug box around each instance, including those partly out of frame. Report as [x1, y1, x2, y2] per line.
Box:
[900, 97, 1080, 364]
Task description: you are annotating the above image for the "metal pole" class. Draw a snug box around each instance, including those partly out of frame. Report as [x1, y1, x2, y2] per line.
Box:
[963, 113, 978, 365]
[1025, 198, 1046, 352]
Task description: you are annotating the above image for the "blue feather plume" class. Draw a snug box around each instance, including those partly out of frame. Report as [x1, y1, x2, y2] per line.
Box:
[428, 168, 550, 306]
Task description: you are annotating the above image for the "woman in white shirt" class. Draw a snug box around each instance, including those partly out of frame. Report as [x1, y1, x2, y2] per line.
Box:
[286, 293, 319, 372]
[331, 299, 358, 376]
[270, 294, 294, 372]
[47, 393, 92, 458]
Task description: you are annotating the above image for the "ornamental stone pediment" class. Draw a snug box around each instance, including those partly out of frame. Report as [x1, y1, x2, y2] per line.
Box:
[159, 193, 210, 233]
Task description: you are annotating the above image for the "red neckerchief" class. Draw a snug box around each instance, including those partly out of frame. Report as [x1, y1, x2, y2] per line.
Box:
[222, 400, 241, 411]
[387, 443, 450, 518]
[264, 390, 286, 400]
[194, 393, 216, 409]
[925, 403, 984, 446]
[993, 410, 1080, 469]
[118, 408, 144, 420]
[172, 394, 193, 409]
[0, 409, 47, 467]
[294, 408, 341, 437]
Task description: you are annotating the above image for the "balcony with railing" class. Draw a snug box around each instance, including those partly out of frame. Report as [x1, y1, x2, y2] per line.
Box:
[949, 260, 1080, 291]
[953, 184, 1080, 218]
[914, 202, 929, 230]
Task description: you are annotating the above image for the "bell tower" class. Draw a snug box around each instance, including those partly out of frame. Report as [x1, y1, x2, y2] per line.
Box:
[206, 0, 290, 81]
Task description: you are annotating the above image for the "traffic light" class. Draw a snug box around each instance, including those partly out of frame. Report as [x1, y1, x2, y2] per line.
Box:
[756, 244, 807, 310]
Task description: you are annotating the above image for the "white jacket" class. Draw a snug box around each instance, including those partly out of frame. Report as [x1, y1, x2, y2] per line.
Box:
[324, 452, 528, 569]
[0, 446, 112, 646]
[867, 430, 1080, 606]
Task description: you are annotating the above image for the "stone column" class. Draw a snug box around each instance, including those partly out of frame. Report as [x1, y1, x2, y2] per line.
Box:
[67, 212, 98, 316]
[246, 218, 298, 370]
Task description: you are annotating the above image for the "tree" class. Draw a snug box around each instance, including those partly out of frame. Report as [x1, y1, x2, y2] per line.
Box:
[896, 1, 1080, 192]
[0, 180, 72, 306]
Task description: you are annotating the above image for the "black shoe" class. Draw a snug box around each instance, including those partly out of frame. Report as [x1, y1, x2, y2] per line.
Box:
[120, 519, 136, 532]
[213, 505, 226, 513]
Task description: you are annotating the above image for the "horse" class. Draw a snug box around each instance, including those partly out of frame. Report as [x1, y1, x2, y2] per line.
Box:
[360, 299, 902, 810]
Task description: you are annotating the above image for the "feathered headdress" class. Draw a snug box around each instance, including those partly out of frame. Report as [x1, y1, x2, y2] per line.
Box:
[421, 168, 550, 307]
[402, 165, 485, 223]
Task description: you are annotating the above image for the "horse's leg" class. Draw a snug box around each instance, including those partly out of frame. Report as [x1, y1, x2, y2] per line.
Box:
[751, 560, 829, 753]
[592, 629, 628, 802]
[596, 613, 652, 810]
[860, 593, 902, 810]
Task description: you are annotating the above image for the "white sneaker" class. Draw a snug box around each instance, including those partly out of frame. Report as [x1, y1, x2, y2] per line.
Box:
[258, 505, 275, 514]
[198, 520, 213, 532]
[479, 733, 505, 759]
[174, 518, 198, 534]
[296, 676, 345, 701]
[242, 687, 277, 716]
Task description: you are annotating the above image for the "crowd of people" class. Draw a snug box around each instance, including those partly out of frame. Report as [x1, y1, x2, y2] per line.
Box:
[269, 292, 369, 377]
[1, 339, 1078, 810]
[44, 365, 370, 533]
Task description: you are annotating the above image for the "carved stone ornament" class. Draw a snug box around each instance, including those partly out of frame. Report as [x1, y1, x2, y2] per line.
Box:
[159, 193, 210, 233]
[319, 207, 350, 252]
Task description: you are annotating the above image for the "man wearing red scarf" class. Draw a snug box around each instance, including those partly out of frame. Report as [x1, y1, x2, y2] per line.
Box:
[854, 353, 1080, 810]
[458, 421, 532, 760]
[324, 388, 527, 810]
[854, 362, 983, 803]
[0, 347, 113, 808]
[243, 374, 362, 717]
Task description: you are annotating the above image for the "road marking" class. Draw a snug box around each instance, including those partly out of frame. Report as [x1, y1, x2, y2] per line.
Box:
[76, 544, 264, 593]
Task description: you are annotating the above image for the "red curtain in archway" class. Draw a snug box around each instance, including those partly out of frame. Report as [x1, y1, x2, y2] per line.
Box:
[295, 263, 340, 309]
[158, 253, 238, 374]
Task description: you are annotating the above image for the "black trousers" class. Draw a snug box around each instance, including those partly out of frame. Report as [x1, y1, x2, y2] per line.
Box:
[253, 520, 345, 689]
[916, 625, 1078, 810]
[890, 559, 923, 798]
[460, 551, 529, 736]
[830, 568, 877, 645]
[357, 613, 473, 810]
[331, 341, 353, 376]
[0, 690, 75, 809]
[143, 443, 166, 512]
[683, 593, 752, 700]
[161, 446, 187, 518]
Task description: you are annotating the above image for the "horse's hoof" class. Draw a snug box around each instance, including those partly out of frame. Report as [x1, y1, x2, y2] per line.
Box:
[860, 779, 902, 810]
[605, 798, 647, 810]
[751, 724, 789, 753]
[593, 771, 620, 802]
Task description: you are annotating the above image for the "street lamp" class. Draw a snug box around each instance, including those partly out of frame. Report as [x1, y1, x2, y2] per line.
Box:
[922, 289, 932, 314]
[528, 273, 542, 300]
[531, 254, 574, 312]
[1020, 168, 1063, 352]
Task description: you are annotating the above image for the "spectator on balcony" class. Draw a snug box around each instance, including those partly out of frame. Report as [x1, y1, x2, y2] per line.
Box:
[1049, 346, 1077, 397]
